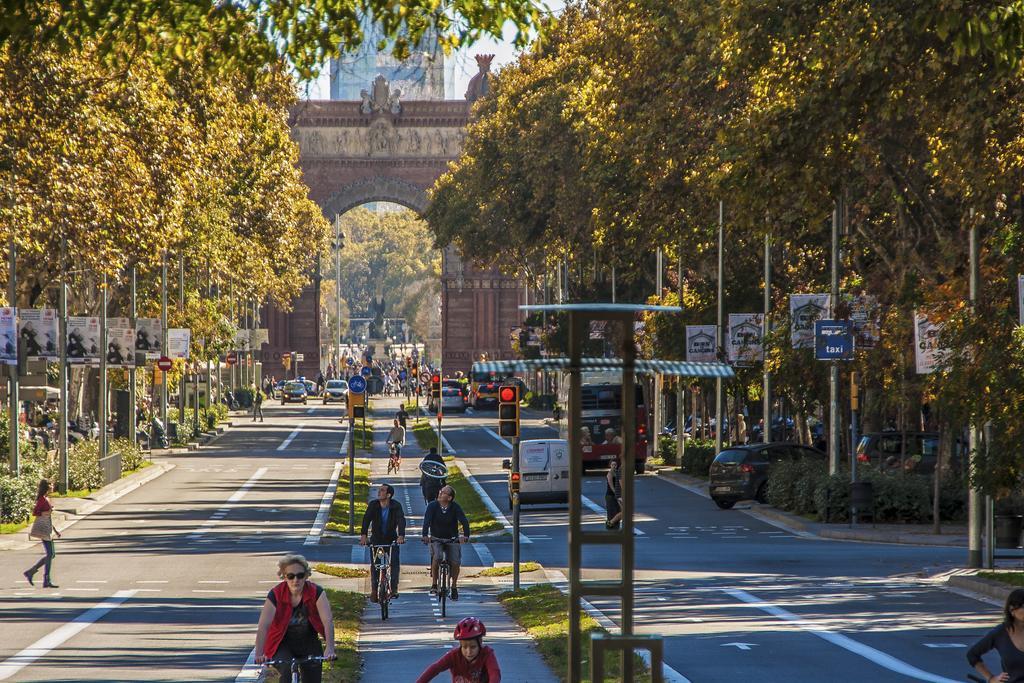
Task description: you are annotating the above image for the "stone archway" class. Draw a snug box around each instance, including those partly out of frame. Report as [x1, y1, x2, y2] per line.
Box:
[263, 73, 524, 377]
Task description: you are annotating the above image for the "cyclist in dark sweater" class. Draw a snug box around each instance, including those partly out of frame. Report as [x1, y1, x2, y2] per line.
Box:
[421, 485, 470, 600]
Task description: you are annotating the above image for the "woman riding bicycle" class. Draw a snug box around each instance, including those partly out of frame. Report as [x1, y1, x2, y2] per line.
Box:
[386, 418, 406, 466]
[415, 617, 500, 682]
[254, 554, 336, 682]
[968, 587, 1024, 682]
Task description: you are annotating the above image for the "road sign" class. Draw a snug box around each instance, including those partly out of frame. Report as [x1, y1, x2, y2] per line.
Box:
[156, 356, 173, 372]
[225, 351, 237, 366]
[296, 353, 305, 361]
[348, 375, 366, 394]
[814, 320, 854, 360]
[360, 366, 371, 377]
[366, 376, 384, 395]
[399, 370, 407, 380]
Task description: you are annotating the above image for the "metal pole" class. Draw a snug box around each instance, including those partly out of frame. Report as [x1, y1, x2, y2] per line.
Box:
[100, 272, 109, 483]
[829, 202, 840, 474]
[178, 255, 185, 417]
[129, 266, 137, 447]
[763, 230, 772, 444]
[969, 209, 983, 568]
[567, 313, 583, 683]
[677, 244, 686, 465]
[850, 371, 860, 524]
[621, 315, 637, 683]
[335, 218, 343, 374]
[349, 408, 356, 533]
[611, 266, 616, 304]
[715, 201, 724, 454]
[655, 247, 663, 295]
[8, 236, 17, 475]
[58, 239, 68, 493]
[205, 264, 212, 426]
[512, 436, 520, 591]
[161, 252, 168, 429]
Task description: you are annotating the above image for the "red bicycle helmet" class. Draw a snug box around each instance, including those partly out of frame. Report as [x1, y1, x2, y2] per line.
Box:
[453, 617, 487, 640]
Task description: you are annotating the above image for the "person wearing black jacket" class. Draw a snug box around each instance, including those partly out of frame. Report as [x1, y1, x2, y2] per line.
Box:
[421, 485, 470, 600]
[360, 484, 406, 602]
[419, 447, 446, 504]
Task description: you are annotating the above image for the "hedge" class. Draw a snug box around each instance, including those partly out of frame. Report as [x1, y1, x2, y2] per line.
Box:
[678, 439, 717, 478]
[766, 458, 967, 523]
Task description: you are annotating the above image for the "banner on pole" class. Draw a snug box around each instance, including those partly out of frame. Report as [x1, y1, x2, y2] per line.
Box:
[1018, 275, 1024, 327]
[168, 328, 192, 359]
[68, 316, 101, 364]
[727, 313, 764, 365]
[135, 318, 163, 359]
[0, 307, 16, 365]
[234, 328, 249, 347]
[914, 311, 945, 374]
[18, 308, 58, 360]
[107, 318, 135, 367]
[251, 328, 269, 347]
[685, 325, 718, 362]
[790, 294, 831, 349]
[846, 294, 881, 349]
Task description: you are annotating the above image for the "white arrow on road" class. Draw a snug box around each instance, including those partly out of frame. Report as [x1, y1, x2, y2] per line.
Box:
[924, 644, 967, 649]
[721, 642, 756, 650]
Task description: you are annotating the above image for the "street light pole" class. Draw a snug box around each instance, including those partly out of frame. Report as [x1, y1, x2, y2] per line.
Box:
[161, 251, 168, 430]
[763, 230, 772, 444]
[715, 201, 724, 454]
[129, 265, 137, 448]
[829, 201, 841, 475]
[7, 236, 17, 475]
[99, 272, 109, 483]
[58, 238, 68, 493]
[969, 209, 983, 568]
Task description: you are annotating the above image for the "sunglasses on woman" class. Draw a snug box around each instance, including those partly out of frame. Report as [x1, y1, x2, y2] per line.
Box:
[285, 572, 307, 580]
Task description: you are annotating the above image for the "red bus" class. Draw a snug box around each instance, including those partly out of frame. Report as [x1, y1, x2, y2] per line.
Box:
[558, 372, 650, 473]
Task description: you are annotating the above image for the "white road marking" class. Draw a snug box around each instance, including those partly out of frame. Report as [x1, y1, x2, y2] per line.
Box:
[545, 570, 691, 683]
[924, 643, 967, 648]
[305, 461, 343, 546]
[75, 580, 107, 584]
[473, 543, 494, 567]
[235, 647, 261, 682]
[722, 642, 756, 650]
[0, 589, 138, 680]
[192, 589, 226, 593]
[64, 588, 99, 592]
[277, 424, 305, 451]
[483, 428, 512, 449]
[188, 467, 268, 540]
[136, 580, 168, 584]
[306, 407, 315, 414]
[724, 588, 960, 683]
[198, 580, 230, 584]
[440, 432, 457, 455]
[452, 459, 530, 544]
[581, 495, 646, 535]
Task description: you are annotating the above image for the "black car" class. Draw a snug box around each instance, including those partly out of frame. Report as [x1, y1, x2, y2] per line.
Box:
[708, 442, 827, 509]
[855, 431, 963, 474]
[281, 381, 308, 405]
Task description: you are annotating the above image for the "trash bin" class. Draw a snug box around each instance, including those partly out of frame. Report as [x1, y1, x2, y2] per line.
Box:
[167, 421, 179, 443]
[851, 481, 874, 520]
[995, 515, 1024, 549]
[206, 414, 216, 431]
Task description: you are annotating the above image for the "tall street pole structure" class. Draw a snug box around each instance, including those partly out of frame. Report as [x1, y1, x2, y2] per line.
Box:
[715, 201, 724, 455]
[969, 208, 983, 568]
[161, 251, 168, 429]
[829, 202, 841, 474]
[335, 216, 343, 374]
[58, 238, 68, 492]
[7, 236, 17, 475]
[129, 265, 137, 447]
[178, 254, 185, 416]
[99, 272, 109, 483]
[763, 230, 772, 444]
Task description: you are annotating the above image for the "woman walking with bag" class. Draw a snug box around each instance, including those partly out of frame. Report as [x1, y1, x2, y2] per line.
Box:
[24, 478, 61, 587]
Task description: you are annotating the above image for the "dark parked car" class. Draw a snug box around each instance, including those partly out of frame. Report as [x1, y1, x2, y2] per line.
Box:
[281, 381, 308, 405]
[709, 442, 827, 509]
[855, 431, 962, 474]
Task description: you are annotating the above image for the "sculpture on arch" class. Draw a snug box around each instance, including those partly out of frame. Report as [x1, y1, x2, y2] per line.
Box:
[368, 295, 389, 340]
[465, 54, 494, 103]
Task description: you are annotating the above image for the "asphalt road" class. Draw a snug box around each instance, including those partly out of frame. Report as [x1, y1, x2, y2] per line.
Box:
[0, 398, 1006, 682]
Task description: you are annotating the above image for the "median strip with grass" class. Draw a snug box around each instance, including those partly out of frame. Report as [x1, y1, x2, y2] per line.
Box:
[321, 588, 365, 683]
[978, 571, 1024, 587]
[478, 562, 541, 577]
[326, 464, 370, 533]
[314, 563, 369, 579]
[498, 584, 650, 682]
[446, 461, 503, 535]
[411, 418, 440, 452]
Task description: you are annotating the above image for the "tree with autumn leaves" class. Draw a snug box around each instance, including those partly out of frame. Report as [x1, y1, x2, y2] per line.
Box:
[427, 0, 1024, 493]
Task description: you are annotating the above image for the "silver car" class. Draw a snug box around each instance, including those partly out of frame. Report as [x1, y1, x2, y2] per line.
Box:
[440, 387, 466, 413]
[322, 379, 348, 404]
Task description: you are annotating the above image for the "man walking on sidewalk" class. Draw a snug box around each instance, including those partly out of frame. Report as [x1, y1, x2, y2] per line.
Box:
[360, 484, 406, 602]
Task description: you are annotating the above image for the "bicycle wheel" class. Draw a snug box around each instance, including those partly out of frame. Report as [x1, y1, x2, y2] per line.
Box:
[380, 568, 390, 620]
[439, 563, 448, 618]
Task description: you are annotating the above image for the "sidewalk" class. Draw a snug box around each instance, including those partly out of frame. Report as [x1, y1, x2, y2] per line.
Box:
[655, 468, 969, 547]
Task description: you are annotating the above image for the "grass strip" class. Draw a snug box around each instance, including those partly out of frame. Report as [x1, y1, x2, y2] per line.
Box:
[411, 419, 440, 452]
[321, 588, 365, 683]
[498, 584, 650, 682]
[326, 465, 370, 533]
[447, 462, 503, 535]
[478, 562, 541, 577]
[978, 571, 1024, 587]
[0, 520, 29, 534]
[314, 563, 369, 579]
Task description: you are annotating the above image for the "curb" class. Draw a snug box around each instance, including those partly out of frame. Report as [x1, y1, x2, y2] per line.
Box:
[0, 460, 176, 551]
[946, 573, 1015, 604]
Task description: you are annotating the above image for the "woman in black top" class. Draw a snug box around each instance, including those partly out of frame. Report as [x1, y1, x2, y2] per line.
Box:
[968, 588, 1024, 683]
[605, 458, 623, 530]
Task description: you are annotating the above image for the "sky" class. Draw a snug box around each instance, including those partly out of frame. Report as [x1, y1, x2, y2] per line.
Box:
[298, 2, 564, 101]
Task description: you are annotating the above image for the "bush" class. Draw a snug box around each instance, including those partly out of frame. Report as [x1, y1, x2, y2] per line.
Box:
[657, 436, 677, 465]
[67, 439, 103, 491]
[679, 439, 716, 477]
[0, 470, 37, 524]
[111, 438, 147, 472]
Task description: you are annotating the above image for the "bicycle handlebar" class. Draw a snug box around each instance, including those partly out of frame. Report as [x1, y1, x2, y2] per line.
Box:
[263, 655, 335, 666]
[427, 536, 461, 543]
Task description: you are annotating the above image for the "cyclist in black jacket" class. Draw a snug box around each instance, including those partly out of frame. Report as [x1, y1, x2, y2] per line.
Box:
[360, 484, 406, 603]
[421, 485, 470, 600]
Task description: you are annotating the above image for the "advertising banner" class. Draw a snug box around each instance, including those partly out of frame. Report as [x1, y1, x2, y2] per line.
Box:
[167, 328, 192, 359]
[914, 311, 945, 374]
[135, 318, 162, 359]
[727, 313, 764, 365]
[234, 328, 249, 348]
[107, 318, 135, 367]
[0, 307, 16, 365]
[18, 308, 58, 360]
[685, 325, 718, 362]
[68, 316, 101, 364]
[847, 294, 881, 349]
[1019, 275, 1024, 327]
[790, 294, 831, 349]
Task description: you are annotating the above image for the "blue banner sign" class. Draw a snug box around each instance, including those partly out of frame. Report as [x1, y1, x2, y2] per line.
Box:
[814, 320, 854, 361]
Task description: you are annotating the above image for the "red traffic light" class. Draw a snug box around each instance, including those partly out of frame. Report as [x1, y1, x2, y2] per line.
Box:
[499, 386, 516, 402]
[510, 471, 521, 483]
[431, 373, 441, 383]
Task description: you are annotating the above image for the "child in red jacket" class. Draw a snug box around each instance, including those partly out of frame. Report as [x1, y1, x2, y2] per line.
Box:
[416, 617, 501, 682]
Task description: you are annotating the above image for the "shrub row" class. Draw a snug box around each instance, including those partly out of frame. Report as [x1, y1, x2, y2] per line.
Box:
[766, 459, 967, 523]
[678, 439, 717, 478]
[0, 437, 148, 524]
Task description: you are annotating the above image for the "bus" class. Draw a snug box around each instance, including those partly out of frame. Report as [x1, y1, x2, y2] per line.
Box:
[469, 369, 518, 409]
[557, 371, 650, 473]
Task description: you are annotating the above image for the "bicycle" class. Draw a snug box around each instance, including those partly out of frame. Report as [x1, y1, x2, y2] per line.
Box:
[429, 536, 459, 618]
[262, 655, 333, 683]
[387, 441, 401, 474]
[371, 542, 398, 621]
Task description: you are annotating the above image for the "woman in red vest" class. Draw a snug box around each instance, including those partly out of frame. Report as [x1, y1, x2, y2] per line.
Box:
[254, 554, 336, 681]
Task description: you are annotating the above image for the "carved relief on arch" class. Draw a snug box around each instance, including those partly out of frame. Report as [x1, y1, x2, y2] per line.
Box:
[321, 177, 429, 217]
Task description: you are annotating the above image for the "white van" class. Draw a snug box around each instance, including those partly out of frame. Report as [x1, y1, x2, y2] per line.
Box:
[503, 439, 569, 507]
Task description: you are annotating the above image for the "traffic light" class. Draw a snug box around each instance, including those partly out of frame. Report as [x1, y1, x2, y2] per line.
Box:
[431, 373, 441, 400]
[498, 385, 520, 439]
[406, 357, 412, 369]
[411, 365, 418, 378]
[510, 470, 521, 495]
